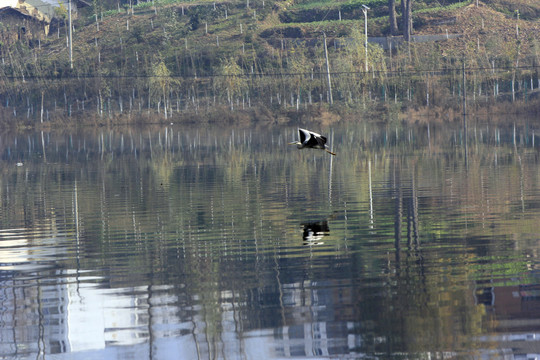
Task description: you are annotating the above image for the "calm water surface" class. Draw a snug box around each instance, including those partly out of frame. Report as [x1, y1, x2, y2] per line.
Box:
[0, 120, 539, 359]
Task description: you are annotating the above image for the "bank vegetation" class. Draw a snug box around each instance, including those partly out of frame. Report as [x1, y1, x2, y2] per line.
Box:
[0, 0, 539, 128]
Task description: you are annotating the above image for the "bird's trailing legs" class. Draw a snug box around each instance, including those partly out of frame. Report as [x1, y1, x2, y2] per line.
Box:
[325, 148, 336, 156]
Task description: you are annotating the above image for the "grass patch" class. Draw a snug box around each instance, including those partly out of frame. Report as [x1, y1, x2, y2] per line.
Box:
[292, 0, 386, 10]
[268, 19, 358, 29]
[415, 1, 471, 14]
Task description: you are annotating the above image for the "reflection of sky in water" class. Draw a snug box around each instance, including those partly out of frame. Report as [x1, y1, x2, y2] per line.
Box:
[1, 269, 365, 358]
[0, 228, 63, 272]
[3, 269, 540, 358]
[0, 123, 540, 358]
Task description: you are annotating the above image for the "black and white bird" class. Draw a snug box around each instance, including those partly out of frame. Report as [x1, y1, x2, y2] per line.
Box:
[289, 128, 336, 156]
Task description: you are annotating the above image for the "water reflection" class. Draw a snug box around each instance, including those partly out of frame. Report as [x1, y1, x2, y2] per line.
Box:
[302, 220, 330, 246]
[0, 120, 539, 358]
[301, 213, 337, 247]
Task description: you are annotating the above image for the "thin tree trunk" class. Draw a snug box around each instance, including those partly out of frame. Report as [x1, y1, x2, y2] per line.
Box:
[401, 0, 412, 41]
[323, 33, 333, 105]
[389, 0, 398, 35]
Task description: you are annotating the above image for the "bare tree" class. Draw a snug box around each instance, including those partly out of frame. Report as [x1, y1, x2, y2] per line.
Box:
[389, 0, 398, 35]
[401, 0, 412, 41]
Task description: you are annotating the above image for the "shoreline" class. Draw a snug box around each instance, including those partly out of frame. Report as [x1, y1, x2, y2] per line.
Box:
[3, 97, 540, 131]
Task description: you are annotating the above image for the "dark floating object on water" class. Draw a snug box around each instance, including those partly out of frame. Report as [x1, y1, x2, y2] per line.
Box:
[289, 128, 336, 156]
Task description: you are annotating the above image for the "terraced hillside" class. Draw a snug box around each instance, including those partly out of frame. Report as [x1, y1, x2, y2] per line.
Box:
[0, 0, 538, 126]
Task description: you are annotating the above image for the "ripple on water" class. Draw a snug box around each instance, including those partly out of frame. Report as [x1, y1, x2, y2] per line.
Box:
[1, 125, 540, 359]
[0, 227, 75, 273]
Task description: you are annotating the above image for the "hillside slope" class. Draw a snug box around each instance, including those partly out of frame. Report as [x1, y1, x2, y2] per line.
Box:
[0, 0, 538, 126]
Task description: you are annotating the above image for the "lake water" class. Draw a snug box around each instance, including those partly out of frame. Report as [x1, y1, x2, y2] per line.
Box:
[0, 120, 539, 359]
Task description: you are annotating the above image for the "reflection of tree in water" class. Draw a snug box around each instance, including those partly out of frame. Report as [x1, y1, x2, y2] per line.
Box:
[393, 158, 421, 271]
[1, 124, 539, 358]
[378, 157, 485, 354]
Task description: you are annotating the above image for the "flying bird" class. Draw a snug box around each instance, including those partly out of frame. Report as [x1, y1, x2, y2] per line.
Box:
[289, 128, 336, 156]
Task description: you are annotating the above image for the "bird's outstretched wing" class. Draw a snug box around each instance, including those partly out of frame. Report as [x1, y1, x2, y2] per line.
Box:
[299, 128, 320, 147]
[298, 128, 309, 145]
[315, 135, 327, 148]
[296, 128, 336, 155]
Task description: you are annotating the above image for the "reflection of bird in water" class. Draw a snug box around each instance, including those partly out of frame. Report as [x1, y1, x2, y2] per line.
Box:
[302, 221, 330, 246]
[289, 128, 336, 156]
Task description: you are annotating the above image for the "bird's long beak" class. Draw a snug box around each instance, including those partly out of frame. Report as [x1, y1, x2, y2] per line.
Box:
[288, 141, 298, 145]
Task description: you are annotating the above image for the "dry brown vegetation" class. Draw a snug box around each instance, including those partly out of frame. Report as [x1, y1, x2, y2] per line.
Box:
[0, 0, 538, 128]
